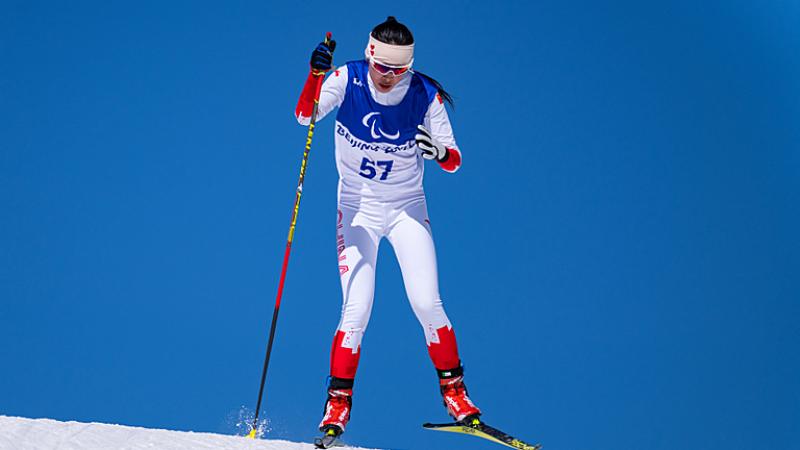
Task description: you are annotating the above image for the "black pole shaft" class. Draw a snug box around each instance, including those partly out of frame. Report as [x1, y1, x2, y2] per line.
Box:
[252, 300, 282, 429]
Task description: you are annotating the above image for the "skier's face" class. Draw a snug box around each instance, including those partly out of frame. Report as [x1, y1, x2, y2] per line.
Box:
[368, 63, 405, 93]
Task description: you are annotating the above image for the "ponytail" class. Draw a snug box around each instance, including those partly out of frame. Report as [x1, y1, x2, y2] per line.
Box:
[415, 71, 454, 107]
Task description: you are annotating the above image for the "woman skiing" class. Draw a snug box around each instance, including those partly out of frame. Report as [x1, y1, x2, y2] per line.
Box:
[295, 17, 481, 440]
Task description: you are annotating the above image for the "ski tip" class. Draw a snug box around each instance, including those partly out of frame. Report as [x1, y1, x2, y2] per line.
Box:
[246, 428, 257, 439]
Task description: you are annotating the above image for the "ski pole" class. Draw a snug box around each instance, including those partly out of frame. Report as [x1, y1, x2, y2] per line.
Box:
[248, 32, 333, 439]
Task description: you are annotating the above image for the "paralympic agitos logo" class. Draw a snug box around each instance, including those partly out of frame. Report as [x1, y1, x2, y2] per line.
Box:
[361, 112, 400, 140]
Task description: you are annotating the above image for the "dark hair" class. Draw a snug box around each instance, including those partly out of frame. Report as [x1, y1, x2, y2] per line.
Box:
[371, 16, 454, 107]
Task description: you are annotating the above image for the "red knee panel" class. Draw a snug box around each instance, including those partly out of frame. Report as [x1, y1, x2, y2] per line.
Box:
[330, 330, 361, 379]
[427, 325, 461, 370]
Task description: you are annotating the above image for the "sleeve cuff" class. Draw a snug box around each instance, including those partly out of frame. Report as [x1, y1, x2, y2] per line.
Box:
[438, 147, 462, 173]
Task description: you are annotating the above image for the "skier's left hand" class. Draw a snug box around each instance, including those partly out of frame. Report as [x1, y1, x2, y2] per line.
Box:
[416, 125, 448, 161]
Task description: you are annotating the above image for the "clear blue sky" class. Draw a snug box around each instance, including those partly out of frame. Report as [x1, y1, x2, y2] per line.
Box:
[2, 1, 798, 449]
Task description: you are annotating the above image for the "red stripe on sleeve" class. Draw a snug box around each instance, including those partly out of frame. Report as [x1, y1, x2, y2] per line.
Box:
[295, 70, 324, 119]
[438, 147, 462, 173]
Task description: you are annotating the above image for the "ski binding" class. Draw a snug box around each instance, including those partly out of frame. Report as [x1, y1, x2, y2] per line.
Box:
[314, 426, 344, 449]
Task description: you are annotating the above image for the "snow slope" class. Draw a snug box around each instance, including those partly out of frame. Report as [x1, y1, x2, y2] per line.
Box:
[0, 416, 379, 450]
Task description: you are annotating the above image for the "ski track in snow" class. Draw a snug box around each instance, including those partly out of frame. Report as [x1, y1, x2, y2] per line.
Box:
[0, 416, 381, 450]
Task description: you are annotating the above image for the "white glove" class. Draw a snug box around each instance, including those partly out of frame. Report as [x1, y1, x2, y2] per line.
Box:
[415, 125, 448, 161]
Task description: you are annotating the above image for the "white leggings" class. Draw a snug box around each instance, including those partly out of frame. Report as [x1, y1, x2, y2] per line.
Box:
[329, 196, 461, 379]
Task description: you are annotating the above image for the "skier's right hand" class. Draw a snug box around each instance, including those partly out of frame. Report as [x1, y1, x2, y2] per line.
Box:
[310, 39, 336, 73]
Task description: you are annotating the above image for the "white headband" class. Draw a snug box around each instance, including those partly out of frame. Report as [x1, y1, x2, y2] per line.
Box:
[364, 34, 414, 68]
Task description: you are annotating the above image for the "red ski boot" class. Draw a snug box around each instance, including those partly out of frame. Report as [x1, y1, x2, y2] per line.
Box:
[319, 379, 353, 434]
[439, 368, 481, 422]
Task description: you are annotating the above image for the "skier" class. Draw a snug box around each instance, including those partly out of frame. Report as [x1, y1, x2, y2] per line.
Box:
[295, 17, 481, 440]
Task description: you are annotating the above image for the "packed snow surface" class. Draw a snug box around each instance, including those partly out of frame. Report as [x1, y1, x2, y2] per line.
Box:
[0, 416, 380, 450]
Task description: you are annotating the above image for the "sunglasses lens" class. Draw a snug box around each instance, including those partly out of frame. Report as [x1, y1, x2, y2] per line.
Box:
[374, 63, 392, 74]
[373, 62, 408, 76]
